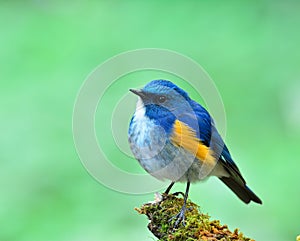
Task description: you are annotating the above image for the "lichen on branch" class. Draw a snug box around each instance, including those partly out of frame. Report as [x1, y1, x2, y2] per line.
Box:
[135, 193, 254, 241]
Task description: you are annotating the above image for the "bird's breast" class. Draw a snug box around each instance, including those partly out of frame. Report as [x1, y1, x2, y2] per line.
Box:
[128, 113, 168, 160]
[128, 111, 219, 182]
[128, 113, 201, 182]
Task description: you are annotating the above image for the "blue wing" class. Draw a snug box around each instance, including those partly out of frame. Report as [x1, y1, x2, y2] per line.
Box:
[176, 99, 261, 204]
[177, 100, 212, 146]
[177, 99, 244, 181]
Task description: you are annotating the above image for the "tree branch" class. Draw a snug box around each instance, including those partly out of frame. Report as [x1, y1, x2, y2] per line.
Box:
[135, 193, 254, 241]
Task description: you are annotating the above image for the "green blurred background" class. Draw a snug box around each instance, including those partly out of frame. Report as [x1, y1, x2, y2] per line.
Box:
[1, 1, 300, 240]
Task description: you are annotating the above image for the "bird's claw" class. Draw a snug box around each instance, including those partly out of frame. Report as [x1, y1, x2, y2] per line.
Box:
[168, 206, 194, 228]
[168, 207, 187, 228]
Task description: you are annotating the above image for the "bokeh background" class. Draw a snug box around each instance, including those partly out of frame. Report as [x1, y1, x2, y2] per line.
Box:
[1, 1, 300, 240]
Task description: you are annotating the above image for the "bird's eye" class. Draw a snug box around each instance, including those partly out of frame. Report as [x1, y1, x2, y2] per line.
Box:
[157, 95, 166, 104]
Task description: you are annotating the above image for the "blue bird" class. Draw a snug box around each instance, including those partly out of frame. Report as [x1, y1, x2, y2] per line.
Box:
[128, 80, 262, 226]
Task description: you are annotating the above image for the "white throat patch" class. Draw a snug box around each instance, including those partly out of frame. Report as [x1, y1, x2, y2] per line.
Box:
[134, 97, 146, 120]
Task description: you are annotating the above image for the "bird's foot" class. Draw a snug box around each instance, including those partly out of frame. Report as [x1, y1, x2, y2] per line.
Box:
[169, 206, 194, 228]
[162, 191, 184, 197]
[162, 191, 185, 202]
[169, 206, 187, 228]
[171, 191, 185, 197]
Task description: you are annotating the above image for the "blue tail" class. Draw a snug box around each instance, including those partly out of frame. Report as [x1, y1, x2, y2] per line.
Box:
[219, 176, 262, 204]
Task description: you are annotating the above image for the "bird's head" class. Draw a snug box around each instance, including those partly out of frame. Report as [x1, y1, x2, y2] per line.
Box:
[130, 80, 192, 133]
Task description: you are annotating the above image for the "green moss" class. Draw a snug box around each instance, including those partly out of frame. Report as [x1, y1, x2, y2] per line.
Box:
[135, 194, 254, 241]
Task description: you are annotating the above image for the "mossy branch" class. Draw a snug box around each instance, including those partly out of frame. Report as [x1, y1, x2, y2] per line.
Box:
[135, 193, 254, 241]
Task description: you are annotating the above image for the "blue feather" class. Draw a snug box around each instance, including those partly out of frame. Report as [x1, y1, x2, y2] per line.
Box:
[144, 104, 176, 135]
[144, 80, 190, 100]
[143, 79, 241, 175]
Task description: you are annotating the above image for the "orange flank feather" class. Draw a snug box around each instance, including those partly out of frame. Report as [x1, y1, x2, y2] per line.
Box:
[170, 120, 216, 168]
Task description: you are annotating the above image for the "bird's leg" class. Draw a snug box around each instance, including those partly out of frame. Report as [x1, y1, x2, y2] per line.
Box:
[170, 181, 190, 228]
[164, 182, 184, 197]
[164, 181, 175, 194]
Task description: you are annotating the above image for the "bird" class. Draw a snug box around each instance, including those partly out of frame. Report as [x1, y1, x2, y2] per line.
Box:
[128, 80, 262, 227]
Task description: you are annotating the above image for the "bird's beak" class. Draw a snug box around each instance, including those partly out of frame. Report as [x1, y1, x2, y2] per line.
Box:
[129, 89, 146, 98]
